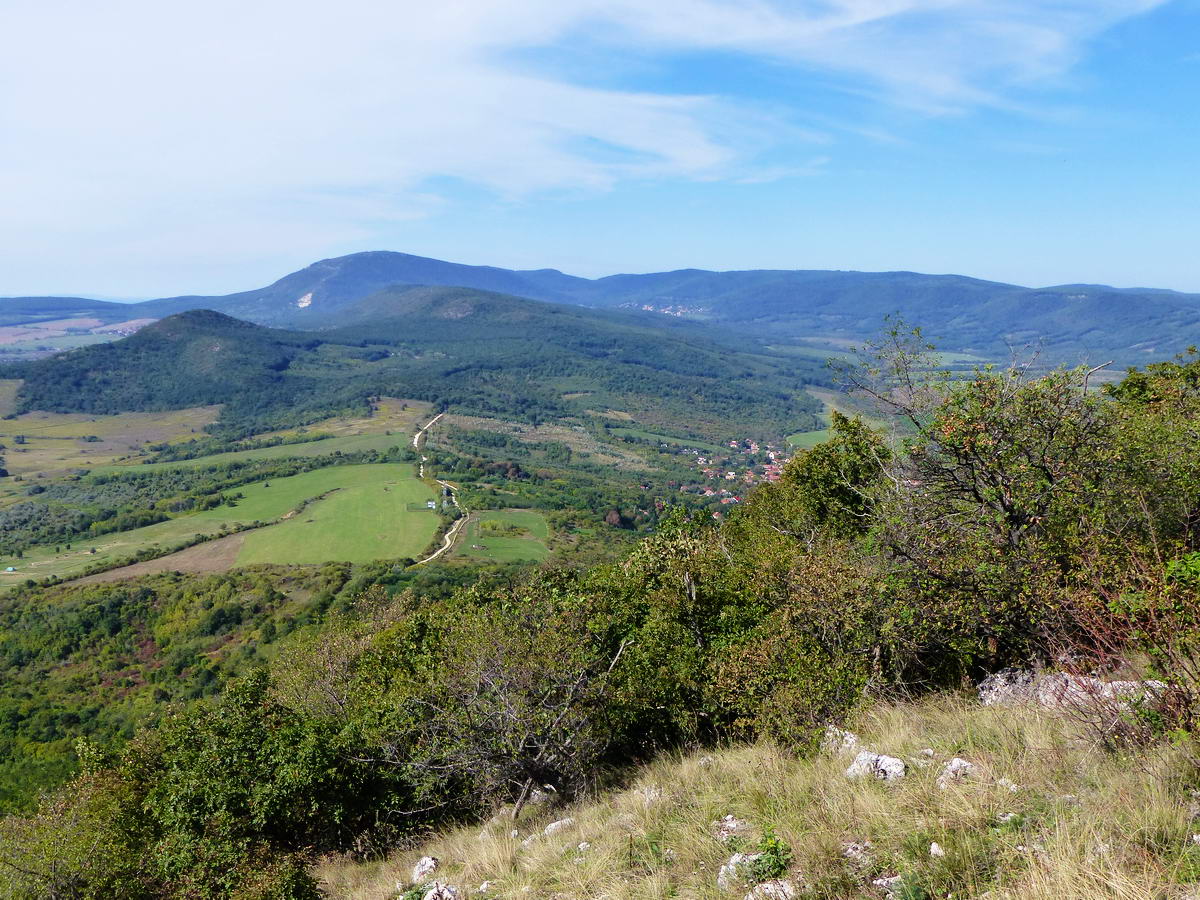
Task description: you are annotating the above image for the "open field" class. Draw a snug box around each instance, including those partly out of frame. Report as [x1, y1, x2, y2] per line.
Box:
[97, 397, 433, 473]
[75, 533, 247, 583]
[106, 430, 415, 473]
[0, 405, 221, 504]
[787, 387, 892, 449]
[236, 465, 438, 565]
[0, 463, 433, 586]
[457, 509, 549, 563]
[250, 397, 432, 442]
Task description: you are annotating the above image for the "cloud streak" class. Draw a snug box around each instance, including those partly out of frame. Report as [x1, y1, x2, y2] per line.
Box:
[0, 0, 1167, 292]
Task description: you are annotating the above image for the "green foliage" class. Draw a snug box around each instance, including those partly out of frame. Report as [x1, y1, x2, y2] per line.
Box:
[10, 337, 1200, 894]
[10, 294, 825, 444]
[745, 827, 794, 882]
[0, 566, 352, 811]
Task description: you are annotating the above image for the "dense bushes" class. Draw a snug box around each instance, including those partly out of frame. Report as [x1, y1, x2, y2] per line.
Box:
[6, 348, 1200, 896]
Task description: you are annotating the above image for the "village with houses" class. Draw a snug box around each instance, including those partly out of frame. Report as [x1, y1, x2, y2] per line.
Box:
[638, 435, 791, 519]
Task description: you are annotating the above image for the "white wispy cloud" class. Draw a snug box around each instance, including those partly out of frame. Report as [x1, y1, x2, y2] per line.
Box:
[0, 0, 1167, 292]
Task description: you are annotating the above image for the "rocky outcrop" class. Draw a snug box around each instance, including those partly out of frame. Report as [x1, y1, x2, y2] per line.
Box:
[978, 669, 1166, 709]
[845, 749, 906, 781]
[412, 856, 439, 883]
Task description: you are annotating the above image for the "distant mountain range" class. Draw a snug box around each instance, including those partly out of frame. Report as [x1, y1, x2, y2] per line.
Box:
[10, 288, 824, 442]
[4, 250, 1200, 363]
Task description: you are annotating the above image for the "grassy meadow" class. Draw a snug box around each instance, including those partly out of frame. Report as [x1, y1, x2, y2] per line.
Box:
[457, 509, 549, 563]
[787, 387, 891, 449]
[0, 403, 221, 504]
[236, 465, 439, 565]
[0, 463, 436, 585]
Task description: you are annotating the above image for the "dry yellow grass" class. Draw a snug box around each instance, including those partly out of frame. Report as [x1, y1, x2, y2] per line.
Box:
[316, 695, 1200, 900]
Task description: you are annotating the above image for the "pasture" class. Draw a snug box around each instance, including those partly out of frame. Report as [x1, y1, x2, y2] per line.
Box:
[457, 509, 549, 563]
[236, 465, 438, 565]
[0, 404, 221, 505]
[0, 463, 436, 586]
[786, 387, 891, 449]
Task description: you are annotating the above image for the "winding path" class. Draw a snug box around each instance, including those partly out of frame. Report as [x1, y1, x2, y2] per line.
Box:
[410, 412, 469, 565]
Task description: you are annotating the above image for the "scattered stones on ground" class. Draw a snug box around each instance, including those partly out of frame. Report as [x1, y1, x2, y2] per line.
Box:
[713, 814, 753, 844]
[421, 884, 460, 900]
[842, 840, 873, 866]
[936, 757, 977, 789]
[718, 852, 764, 891]
[872, 874, 904, 899]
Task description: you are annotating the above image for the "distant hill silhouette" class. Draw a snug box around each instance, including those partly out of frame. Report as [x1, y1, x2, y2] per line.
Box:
[5, 251, 1199, 362]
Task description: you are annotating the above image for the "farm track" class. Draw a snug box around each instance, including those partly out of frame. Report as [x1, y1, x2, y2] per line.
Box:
[411, 413, 468, 565]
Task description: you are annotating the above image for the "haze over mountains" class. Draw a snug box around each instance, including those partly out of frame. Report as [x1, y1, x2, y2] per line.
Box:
[4, 250, 1200, 363]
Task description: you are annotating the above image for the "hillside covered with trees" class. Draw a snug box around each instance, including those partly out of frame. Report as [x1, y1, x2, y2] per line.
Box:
[4, 333, 1200, 898]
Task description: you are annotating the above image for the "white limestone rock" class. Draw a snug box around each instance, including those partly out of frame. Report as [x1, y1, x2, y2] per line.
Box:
[745, 879, 798, 899]
[845, 750, 906, 781]
[422, 883, 460, 900]
[821, 726, 861, 757]
[412, 856, 439, 883]
[713, 814, 753, 844]
[872, 874, 904, 899]
[842, 840, 873, 866]
[936, 757, 977, 789]
[977, 669, 1037, 706]
[543, 817, 575, 837]
[718, 852, 763, 892]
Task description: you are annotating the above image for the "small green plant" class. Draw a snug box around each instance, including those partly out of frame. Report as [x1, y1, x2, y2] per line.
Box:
[746, 827, 793, 882]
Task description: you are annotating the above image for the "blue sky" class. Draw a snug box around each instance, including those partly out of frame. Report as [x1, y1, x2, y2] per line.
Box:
[1, 0, 1197, 297]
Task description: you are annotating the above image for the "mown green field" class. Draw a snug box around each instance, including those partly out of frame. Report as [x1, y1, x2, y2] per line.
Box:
[458, 509, 549, 563]
[236, 466, 438, 565]
[0, 464, 434, 586]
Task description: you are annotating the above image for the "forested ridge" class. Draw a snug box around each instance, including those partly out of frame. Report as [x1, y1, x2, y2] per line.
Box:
[4, 333, 1200, 898]
[7, 295, 824, 442]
